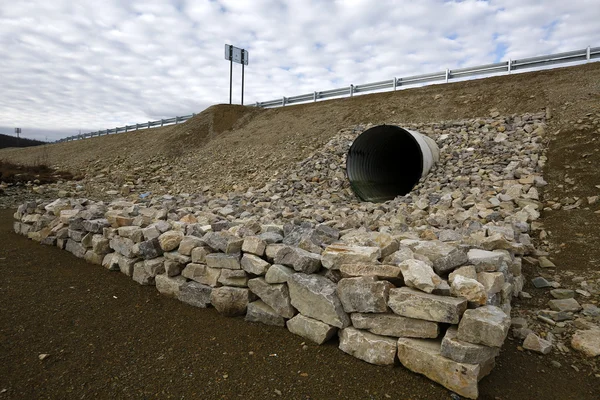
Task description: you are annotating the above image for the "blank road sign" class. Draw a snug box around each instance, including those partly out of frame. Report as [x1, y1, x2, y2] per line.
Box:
[225, 44, 248, 65]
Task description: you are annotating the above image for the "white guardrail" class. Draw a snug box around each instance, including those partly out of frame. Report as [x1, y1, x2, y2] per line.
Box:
[56, 45, 599, 143]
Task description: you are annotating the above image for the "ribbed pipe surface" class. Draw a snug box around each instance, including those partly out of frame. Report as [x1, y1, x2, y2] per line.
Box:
[346, 125, 439, 202]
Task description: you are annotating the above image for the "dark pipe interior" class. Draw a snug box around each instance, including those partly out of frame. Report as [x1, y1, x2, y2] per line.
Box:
[346, 125, 423, 202]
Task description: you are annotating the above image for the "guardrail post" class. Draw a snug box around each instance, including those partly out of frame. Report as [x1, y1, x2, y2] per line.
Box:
[282, 97, 286, 106]
[175, 116, 179, 124]
[115, 127, 118, 134]
[136, 124, 139, 131]
[587, 46, 591, 62]
[445, 69, 449, 83]
[508, 59, 512, 74]
[313, 92, 317, 102]
[350, 84, 354, 97]
[148, 121, 151, 129]
[393, 77, 397, 91]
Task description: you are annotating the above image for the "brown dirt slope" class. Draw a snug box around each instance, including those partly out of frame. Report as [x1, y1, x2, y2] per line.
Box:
[1, 208, 599, 400]
[1, 62, 599, 193]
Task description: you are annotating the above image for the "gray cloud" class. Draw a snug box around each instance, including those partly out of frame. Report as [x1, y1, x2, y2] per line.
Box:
[0, 0, 598, 141]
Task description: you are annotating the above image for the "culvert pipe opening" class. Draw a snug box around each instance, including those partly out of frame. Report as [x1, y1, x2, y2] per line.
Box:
[346, 125, 439, 203]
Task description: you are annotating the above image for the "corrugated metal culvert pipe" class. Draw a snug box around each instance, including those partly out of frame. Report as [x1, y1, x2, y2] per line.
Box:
[346, 125, 440, 202]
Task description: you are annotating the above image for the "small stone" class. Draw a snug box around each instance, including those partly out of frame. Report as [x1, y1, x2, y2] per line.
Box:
[38, 354, 50, 361]
[532, 277, 552, 288]
[571, 330, 600, 357]
[523, 333, 552, 354]
[548, 298, 581, 312]
[538, 256, 556, 268]
[550, 289, 575, 299]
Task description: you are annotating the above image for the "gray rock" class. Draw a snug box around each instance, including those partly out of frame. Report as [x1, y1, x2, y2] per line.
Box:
[411, 241, 467, 275]
[338, 263, 403, 281]
[286, 314, 337, 345]
[321, 244, 381, 270]
[109, 236, 136, 258]
[388, 287, 467, 324]
[248, 277, 295, 318]
[467, 249, 503, 272]
[218, 269, 249, 287]
[288, 273, 350, 328]
[448, 265, 477, 284]
[142, 225, 161, 241]
[397, 338, 490, 399]
[117, 226, 143, 243]
[336, 276, 393, 313]
[205, 253, 242, 270]
[441, 327, 499, 364]
[241, 254, 270, 275]
[84, 250, 103, 265]
[273, 246, 321, 274]
[548, 298, 581, 312]
[351, 313, 438, 338]
[210, 287, 252, 317]
[457, 305, 510, 348]
[66, 239, 86, 258]
[178, 236, 204, 256]
[265, 264, 295, 284]
[102, 253, 120, 271]
[155, 274, 186, 297]
[177, 281, 212, 308]
[523, 333, 552, 354]
[531, 276, 551, 288]
[181, 263, 221, 287]
[138, 238, 164, 260]
[245, 300, 285, 326]
[164, 259, 183, 277]
[144, 257, 165, 277]
[117, 255, 137, 276]
[259, 231, 284, 244]
[91, 235, 111, 254]
[477, 272, 505, 295]
[203, 231, 243, 254]
[242, 236, 267, 256]
[133, 261, 155, 285]
[338, 327, 397, 366]
[190, 245, 212, 263]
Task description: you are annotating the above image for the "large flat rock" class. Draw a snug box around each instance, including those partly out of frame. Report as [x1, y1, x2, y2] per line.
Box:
[397, 338, 491, 399]
[350, 313, 438, 338]
[336, 276, 393, 313]
[388, 287, 467, 324]
[286, 314, 337, 345]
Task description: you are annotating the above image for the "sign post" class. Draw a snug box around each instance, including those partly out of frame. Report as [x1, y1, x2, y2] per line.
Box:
[15, 128, 21, 146]
[224, 44, 249, 105]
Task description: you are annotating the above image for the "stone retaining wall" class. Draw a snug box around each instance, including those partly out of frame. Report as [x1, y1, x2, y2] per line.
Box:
[14, 197, 524, 399]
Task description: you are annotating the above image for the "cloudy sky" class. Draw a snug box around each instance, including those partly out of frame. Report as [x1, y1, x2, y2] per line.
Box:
[1, 0, 598, 141]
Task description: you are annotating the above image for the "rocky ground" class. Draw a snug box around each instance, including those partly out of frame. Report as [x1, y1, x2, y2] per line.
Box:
[1, 62, 600, 398]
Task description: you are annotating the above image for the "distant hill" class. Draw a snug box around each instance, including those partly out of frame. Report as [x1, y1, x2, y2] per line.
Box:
[0, 133, 45, 149]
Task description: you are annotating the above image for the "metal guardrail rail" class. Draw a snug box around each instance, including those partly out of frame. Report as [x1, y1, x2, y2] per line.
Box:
[56, 46, 598, 143]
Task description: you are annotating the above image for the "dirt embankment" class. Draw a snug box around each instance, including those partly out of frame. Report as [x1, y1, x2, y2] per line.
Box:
[1, 62, 599, 194]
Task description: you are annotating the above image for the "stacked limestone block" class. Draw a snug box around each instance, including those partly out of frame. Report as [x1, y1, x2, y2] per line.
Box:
[14, 199, 528, 398]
